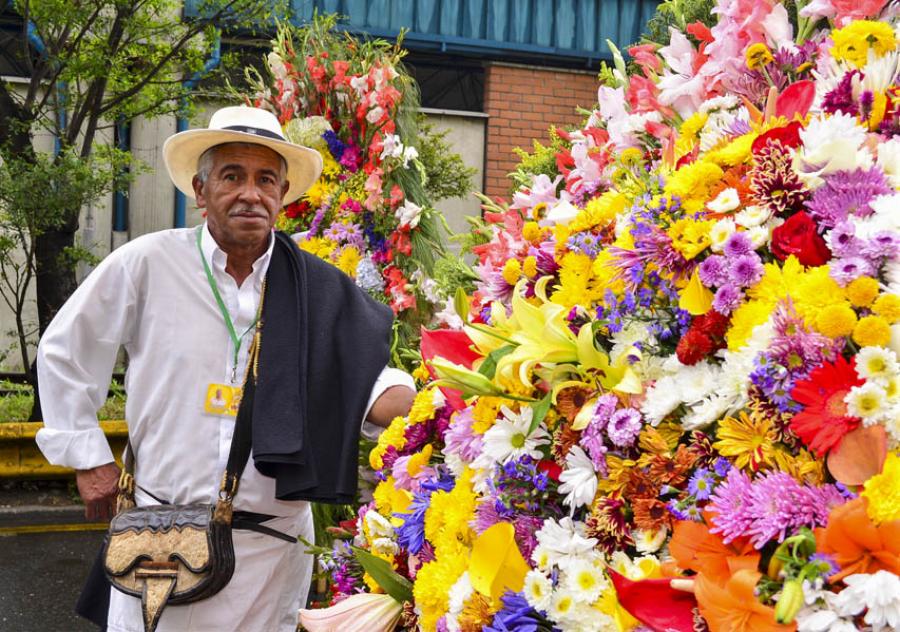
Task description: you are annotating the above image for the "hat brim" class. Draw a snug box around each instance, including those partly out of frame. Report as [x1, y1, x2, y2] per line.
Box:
[162, 129, 323, 205]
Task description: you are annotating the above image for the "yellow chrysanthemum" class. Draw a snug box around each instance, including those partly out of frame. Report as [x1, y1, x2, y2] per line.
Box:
[853, 315, 892, 347]
[772, 447, 826, 485]
[412, 362, 431, 384]
[424, 468, 477, 553]
[667, 217, 715, 260]
[408, 388, 437, 424]
[591, 250, 626, 298]
[663, 160, 725, 214]
[847, 277, 880, 308]
[502, 258, 522, 285]
[570, 191, 627, 232]
[676, 111, 709, 157]
[298, 236, 337, 259]
[522, 255, 538, 278]
[748, 257, 804, 306]
[816, 303, 858, 338]
[333, 246, 361, 277]
[790, 265, 846, 325]
[303, 179, 335, 208]
[471, 397, 503, 434]
[553, 223, 573, 254]
[861, 452, 900, 524]
[373, 476, 412, 526]
[551, 251, 595, 310]
[727, 300, 775, 350]
[713, 410, 778, 472]
[873, 293, 900, 323]
[831, 20, 897, 68]
[369, 415, 408, 469]
[413, 546, 469, 632]
[704, 132, 757, 167]
[407, 444, 434, 477]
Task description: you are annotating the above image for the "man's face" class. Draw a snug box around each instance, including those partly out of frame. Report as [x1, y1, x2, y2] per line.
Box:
[192, 143, 289, 252]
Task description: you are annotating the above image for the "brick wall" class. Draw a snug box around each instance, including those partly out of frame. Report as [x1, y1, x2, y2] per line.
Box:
[483, 62, 599, 199]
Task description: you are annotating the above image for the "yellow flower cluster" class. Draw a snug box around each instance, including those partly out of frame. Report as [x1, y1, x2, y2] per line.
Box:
[831, 20, 897, 68]
[408, 388, 438, 424]
[570, 191, 627, 232]
[372, 476, 411, 526]
[333, 246, 361, 277]
[663, 160, 725, 214]
[667, 217, 715, 260]
[862, 452, 900, 524]
[369, 415, 407, 469]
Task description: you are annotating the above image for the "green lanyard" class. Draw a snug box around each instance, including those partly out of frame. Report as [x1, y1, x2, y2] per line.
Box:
[195, 226, 259, 383]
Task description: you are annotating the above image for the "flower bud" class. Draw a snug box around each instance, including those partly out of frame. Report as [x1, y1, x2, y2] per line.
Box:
[774, 579, 804, 624]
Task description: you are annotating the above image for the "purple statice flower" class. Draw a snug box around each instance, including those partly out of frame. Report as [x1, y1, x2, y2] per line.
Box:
[688, 468, 715, 501]
[709, 468, 755, 544]
[606, 408, 643, 447]
[443, 409, 483, 463]
[825, 220, 861, 258]
[729, 253, 764, 288]
[807, 169, 892, 228]
[723, 231, 754, 258]
[484, 591, 544, 631]
[830, 256, 874, 286]
[307, 204, 328, 236]
[699, 255, 729, 287]
[822, 70, 862, 117]
[712, 285, 743, 315]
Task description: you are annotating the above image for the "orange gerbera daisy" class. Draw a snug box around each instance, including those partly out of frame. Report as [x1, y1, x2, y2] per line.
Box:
[814, 496, 900, 582]
[695, 569, 796, 632]
[789, 356, 863, 456]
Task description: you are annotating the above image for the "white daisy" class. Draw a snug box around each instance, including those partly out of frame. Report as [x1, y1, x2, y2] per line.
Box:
[734, 204, 772, 228]
[707, 188, 740, 214]
[562, 558, 608, 604]
[633, 527, 668, 554]
[476, 405, 549, 468]
[855, 347, 900, 384]
[523, 569, 553, 612]
[534, 517, 599, 570]
[558, 446, 598, 510]
[709, 218, 737, 253]
[844, 383, 889, 425]
[548, 587, 578, 623]
[834, 570, 900, 630]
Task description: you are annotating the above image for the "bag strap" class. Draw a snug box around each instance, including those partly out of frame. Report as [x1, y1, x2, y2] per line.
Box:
[116, 280, 268, 522]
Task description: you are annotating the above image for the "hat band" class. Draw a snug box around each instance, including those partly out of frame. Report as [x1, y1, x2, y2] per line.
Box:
[221, 125, 285, 141]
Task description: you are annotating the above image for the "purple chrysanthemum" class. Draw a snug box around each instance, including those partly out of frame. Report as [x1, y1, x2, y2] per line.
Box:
[699, 255, 729, 287]
[807, 169, 892, 228]
[708, 468, 755, 543]
[606, 408, 643, 447]
[822, 70, 862, 117]
[723, 231, 754, 257]
[712, 285, 743, 315]
[825, 220, 861, 258]
[829, 256, 875, 286]
[862, 230, 900, 260]
[579, 420, 609, 471]
[443, 409, 483, 463]
[729, 253, 764, 288]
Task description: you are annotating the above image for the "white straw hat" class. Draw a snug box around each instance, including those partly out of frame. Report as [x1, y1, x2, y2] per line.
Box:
[162, 106, 323, 205]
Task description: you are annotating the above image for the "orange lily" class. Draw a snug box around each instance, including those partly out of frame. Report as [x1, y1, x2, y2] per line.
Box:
[814, 496, 900, 582]
[669, 517, 759, 586]
[694, 569, 796, 632]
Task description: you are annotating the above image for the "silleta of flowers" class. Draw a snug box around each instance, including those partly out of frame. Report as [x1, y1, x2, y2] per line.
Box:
[248, 16, 446, 318]
[300, 2, 900, 631]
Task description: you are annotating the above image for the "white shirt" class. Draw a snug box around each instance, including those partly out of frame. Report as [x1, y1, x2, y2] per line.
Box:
[36, 224, 412, 631]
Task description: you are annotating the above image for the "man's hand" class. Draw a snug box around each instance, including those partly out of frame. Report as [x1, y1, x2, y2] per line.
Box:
[366, 385, 415, 428]
[75, 462, 120, 521]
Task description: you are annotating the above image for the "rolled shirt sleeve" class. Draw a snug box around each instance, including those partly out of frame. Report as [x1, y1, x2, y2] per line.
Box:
[361, 366, 415, 440]
[35, 250, 136, 470]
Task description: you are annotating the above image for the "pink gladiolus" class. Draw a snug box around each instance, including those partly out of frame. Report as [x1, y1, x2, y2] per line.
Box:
[831, 0, 888, 25]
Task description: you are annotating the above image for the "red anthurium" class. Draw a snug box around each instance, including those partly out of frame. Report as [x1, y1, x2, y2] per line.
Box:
[775, 81, 816, 120]
[419, 328, 482, 410]
[608, 568, 697, 632]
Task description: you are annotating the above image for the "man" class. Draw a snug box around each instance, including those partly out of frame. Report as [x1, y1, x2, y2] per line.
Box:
[36, 106, 415, 631]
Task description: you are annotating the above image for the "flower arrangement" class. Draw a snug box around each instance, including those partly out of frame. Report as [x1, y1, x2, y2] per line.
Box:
[247, 15, 474, 336]
[301, 2, 900, 631]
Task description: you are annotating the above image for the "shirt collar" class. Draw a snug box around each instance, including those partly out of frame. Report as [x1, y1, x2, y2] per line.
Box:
[200, 221, 275, 275]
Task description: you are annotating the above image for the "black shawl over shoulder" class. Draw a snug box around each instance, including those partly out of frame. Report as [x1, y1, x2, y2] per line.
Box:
[251, 231, 393, 503]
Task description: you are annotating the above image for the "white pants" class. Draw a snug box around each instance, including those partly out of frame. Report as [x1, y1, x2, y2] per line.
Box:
[107, 510, 314, 632]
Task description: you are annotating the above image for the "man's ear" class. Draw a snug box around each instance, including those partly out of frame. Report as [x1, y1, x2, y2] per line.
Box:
[281, 180, 290, 202]
[192, 175, 206, 208]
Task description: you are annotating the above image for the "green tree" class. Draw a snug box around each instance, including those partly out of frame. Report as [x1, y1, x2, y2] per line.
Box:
[0, 0, 281, 394]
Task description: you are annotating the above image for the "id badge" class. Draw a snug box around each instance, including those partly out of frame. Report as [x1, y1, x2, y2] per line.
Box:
[204, 383, 243, 417]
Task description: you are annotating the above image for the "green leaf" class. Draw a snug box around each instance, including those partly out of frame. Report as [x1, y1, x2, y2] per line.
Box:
[454, 286, 470, 323]
[528, 392, 553, 435]
[352, 546, 414, 604]
[477, 344, 516, 380]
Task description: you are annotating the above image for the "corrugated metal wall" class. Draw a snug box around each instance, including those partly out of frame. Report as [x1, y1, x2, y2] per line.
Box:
[190, 0, 660, 63]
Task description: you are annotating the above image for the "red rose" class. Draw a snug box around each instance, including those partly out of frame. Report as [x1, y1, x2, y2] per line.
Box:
[676, 329, 714, 365]
[771, 211, 831, 266]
